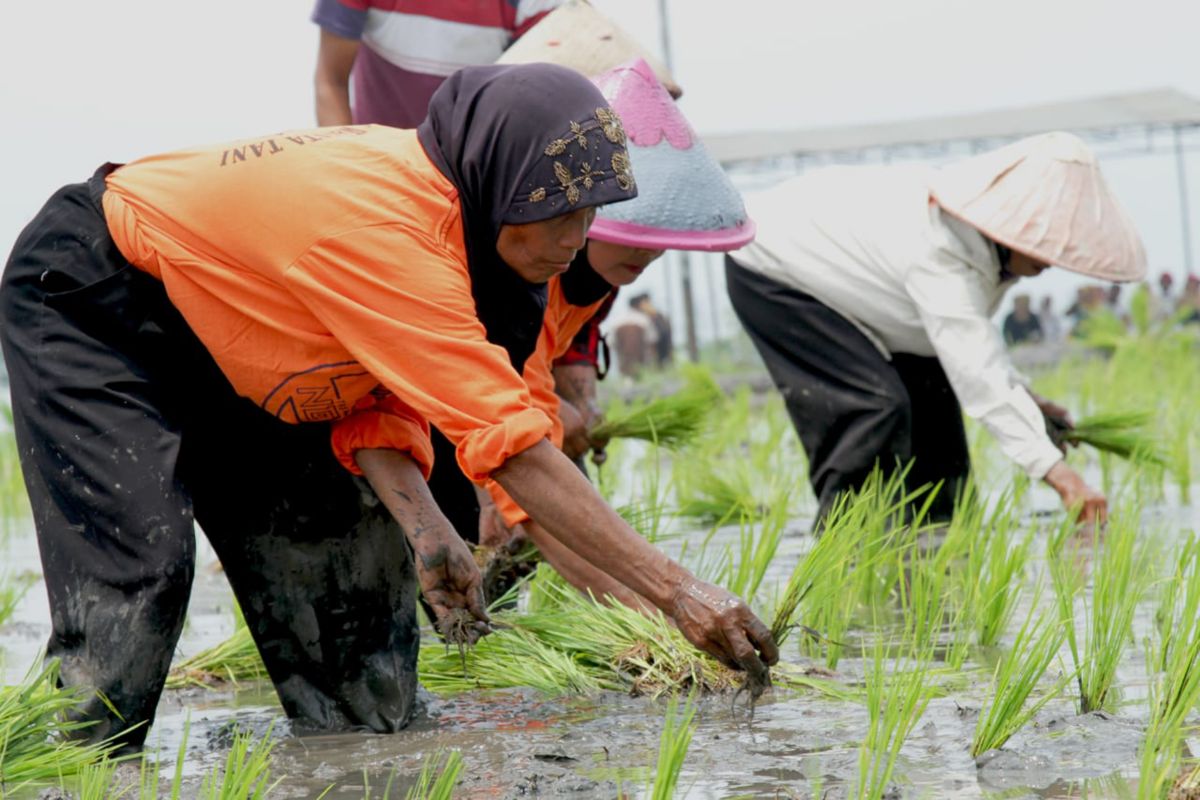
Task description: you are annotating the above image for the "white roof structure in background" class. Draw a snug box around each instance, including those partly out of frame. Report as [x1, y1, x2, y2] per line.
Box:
[705, 87, 1200, 164]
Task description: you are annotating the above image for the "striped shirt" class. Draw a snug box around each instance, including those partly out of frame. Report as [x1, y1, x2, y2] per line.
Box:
[313, 0, 563, 128]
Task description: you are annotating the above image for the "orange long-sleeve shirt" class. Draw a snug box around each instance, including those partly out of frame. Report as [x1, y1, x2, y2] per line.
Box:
[102, 124, 552, 481]
[485, 276, 611, 525]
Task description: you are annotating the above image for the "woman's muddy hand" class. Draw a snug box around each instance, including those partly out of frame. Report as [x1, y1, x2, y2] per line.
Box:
[413, 532, 491, 644]
[669, 578, 778, 682]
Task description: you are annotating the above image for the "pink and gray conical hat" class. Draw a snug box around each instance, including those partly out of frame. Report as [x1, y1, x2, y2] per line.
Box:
[587, 59, 755, 252]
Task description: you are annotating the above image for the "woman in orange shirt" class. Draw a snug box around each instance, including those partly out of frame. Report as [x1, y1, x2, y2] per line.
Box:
[0, 63, 775, 752]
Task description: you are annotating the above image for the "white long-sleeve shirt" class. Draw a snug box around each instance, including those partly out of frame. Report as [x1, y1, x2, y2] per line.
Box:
[729, 165, 1063, 479]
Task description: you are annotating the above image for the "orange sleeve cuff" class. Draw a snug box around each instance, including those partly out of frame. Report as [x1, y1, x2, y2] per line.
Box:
[330, 397, 435, 480]
[455, 407, 552, 483]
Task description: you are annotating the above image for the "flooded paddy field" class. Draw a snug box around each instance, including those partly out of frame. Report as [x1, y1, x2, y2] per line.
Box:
[4, 337, 1200, 798]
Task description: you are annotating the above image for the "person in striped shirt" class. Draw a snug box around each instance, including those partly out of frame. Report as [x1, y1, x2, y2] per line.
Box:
[312, 0, 563, 127]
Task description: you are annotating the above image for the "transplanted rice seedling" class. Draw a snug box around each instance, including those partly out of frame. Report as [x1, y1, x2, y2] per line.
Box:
[0, 660, 122, 791]
[965, 501, 1032, 649]
[0, 571, 36, 627]
[591, 366, 722, 449]
[403, 750, 464, 800]
[1050, 510, 1156, 713]
[720, 485, 792, 603]
[854, 621, 937, 800]
[1137, 534, 1200, 799]
[198, 723, 280, 800]
[970, 589, 1071, 758]
[645, 694, 697, 800]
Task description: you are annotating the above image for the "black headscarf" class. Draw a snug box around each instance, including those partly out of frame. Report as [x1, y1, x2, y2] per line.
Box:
[417, 64, 637, 371]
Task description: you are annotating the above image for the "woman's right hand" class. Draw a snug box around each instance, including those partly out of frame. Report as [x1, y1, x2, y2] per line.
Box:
[669, 578, 778, 683]
[1043, 461, 1108, 524]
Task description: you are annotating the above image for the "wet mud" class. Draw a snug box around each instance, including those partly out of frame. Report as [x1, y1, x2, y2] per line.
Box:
[2, 482, 1198, 798]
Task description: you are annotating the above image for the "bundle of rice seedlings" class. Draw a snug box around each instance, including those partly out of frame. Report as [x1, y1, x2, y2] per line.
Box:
[645, 695, 697, 800]
[970, 590, 1071, 757]
[1047, 410, 1166, 466]
[590, 368, 722, 449]
[165, 625, 269, 689]
[0, 660, 121, 790]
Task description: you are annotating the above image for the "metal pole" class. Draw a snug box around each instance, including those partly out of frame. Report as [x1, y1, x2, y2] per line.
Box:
[1175, 125, 1194, 274]
[656, 0, 699, 362]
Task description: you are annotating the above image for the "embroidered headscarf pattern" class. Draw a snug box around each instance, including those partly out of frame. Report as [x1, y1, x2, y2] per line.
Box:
[528, 107, 636, 207]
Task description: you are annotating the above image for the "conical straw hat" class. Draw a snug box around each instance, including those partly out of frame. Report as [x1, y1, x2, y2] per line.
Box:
[583, 59, 753, 251]
[497, 1, 682, 98]
[930, 132, 1146, 282]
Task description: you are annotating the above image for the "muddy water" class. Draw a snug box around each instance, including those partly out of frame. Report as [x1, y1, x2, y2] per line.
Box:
[2, 481, 1199, 798]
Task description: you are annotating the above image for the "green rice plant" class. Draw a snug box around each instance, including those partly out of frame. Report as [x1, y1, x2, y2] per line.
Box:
[854, 624, 936, 800]
[1048, 410, 1167, 467]
[970, 591, 1071, 757]
[769, 512, 864, 649]
[720, 485, 792, 603]
[404, 750, 464, 800]
[0, 571, 36, 627]
[70, 757, 129, 800]
[136, 712, 191, 800]
[0, 660, 122, 791]
[1050, 510, 1156, 713]
[591, 367, 722, 449]
[1137, 534, 1200, 800]
[673, 460, 764, 526]
[969, 519, 1032, 649]
[645, 694, 697, 800]
[198, 723, 280, 800]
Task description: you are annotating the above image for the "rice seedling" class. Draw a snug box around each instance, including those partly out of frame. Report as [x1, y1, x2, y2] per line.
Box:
[970, 591, 1071, 758]
[720, 485, 791, 603]
[198, 723, 280, 800]
[1046, 410, 1167, 467]
[769, 511, 864, 649]
[1137, 534, 1200, 800]
[968, 516, 1032, 649]
[0, 660, 122, 791]
[591, 366, 722, 449]
[854, 622, 936, 800]
[403, 750, 464, 800]
[645, 694, 697, 800]
[674, 460, 765, 526]
[1050, 509, 1156, 713]
[0, 571, 36, 627]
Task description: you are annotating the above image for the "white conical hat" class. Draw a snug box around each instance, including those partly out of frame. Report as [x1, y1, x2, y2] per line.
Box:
[930, 132, 1146, 282]
[497, 0, 683, 98]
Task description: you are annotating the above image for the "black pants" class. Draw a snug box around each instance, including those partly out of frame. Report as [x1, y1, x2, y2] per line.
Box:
[726, 258, 969, 525]
[0, 169, 420, 752]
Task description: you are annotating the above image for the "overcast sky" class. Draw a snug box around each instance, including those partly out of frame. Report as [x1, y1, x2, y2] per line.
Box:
[3, 0, 1199, 324]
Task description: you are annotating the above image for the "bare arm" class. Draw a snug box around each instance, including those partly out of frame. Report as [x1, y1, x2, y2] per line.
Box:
[314, 28, 359, 126]
[553, 363, 609, 463]
[521, 520, 654, 612]
[493, 440, 777, 675]
[356, 448, 489, 640]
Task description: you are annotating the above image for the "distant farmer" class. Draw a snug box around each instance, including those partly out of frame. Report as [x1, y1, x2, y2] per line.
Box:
[726, 133, 1146, 526]
[0, 64, 775, 754]
[1002, 294, 1044, 346]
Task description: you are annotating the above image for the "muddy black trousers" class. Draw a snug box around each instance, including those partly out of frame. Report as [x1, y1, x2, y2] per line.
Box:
[725, 258, 969, 525]
[0, 169, 420, 752]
